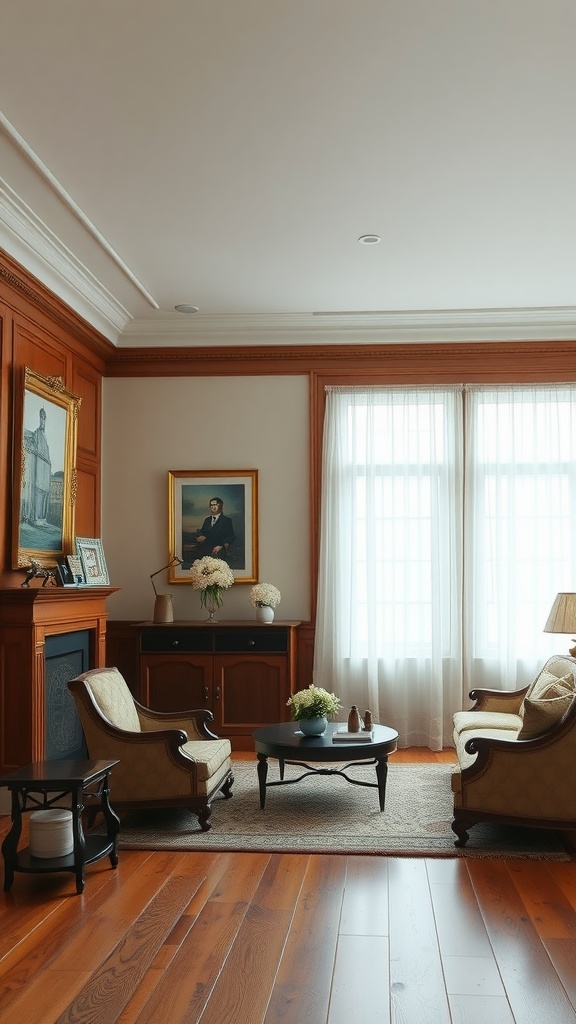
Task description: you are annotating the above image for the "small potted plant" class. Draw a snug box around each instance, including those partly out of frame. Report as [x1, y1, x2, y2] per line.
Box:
[286, 684, 342, 736]
[250, 582, 281, 623]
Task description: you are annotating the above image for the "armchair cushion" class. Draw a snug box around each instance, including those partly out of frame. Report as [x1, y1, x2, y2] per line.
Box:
[453, 710, 523, 735]
[182, 740, 232, 783]
[84, 667, 141, 732]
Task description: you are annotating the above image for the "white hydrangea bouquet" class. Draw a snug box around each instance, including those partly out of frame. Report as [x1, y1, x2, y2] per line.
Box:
[286, 684, 342, 721]
[189, 555, 234, 611]
[250, 582, 282, 609]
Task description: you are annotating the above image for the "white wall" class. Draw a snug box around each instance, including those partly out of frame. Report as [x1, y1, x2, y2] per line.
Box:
[101, 375, 310, 622]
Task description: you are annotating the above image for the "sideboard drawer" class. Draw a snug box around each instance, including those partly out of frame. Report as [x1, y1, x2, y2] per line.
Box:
[140, 629, 212, 653]
[214, 629, 289, 654]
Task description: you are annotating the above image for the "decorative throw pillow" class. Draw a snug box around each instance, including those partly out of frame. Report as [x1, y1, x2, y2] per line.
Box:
[524, 670, 575, 704]
[518, 690, 575, 740]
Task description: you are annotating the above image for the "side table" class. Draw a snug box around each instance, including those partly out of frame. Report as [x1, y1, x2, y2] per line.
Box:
[0, 759, 120, 894]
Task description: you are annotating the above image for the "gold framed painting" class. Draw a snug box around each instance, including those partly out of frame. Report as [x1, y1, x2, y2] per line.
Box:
[12, 367, 81, 569]
[168, 469, 258, 584]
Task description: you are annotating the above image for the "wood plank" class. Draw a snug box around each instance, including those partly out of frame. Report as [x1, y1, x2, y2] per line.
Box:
[507, 860, 576, 939]
[0, 852, 154, 1013]
[429, 877, 494, 958]
[339, 855, 389, 937]
[448, 993, 516, 1024]
[328, 935, 390, 1024]
[388, 857, 452, 1023]
[442, 955, 505, 996]
[126, 852, 273, 1024]
[51, 876, 198, 1024]
[468, 859, 576, 1024]
[0, 970, 93, 1024]
[263, 855, 348, 1024]
[192, 854, 308, 1024]
[542, 939, 576, 1009]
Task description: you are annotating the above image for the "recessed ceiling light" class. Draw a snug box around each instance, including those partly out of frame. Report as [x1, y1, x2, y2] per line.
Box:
[174, 304, 200, 314]
[358, 234, 381, 245]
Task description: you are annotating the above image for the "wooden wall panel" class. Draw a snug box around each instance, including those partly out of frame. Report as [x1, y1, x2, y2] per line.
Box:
[74, 465, 98, 539]
[13, 323, 69, 381]
[73, 362, 100, 458]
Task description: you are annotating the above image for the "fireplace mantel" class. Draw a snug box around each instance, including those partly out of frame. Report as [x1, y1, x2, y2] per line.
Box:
[0, 585, 120, 773]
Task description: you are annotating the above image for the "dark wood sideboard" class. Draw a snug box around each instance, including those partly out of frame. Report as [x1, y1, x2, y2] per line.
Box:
[136, 620, 301, 750]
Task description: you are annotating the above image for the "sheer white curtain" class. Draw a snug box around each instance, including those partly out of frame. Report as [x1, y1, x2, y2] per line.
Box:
[464, 384, 576, 690]
[314, 386, 464, 749]
[314, 383, 576, 750]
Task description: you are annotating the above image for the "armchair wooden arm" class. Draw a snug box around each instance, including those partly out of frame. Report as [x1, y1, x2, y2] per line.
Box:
[468, 686, 529, 713]
[135, 703, 218, 739]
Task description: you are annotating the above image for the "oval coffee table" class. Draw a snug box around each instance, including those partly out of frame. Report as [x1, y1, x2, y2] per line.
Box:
[252, 721, 398, 811]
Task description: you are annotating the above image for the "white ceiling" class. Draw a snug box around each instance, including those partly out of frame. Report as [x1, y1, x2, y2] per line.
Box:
[1, 0, 576, 347]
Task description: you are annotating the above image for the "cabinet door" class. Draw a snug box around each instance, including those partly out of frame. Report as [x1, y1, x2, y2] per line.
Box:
[214, 655, 289, 734]
[140, 654, 212, 713]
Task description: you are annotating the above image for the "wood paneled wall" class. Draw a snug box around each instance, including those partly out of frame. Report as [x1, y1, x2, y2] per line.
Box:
[0, 249, 112, 586]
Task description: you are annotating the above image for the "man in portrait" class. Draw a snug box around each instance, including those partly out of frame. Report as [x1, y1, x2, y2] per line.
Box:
[193, 497, 235, 562]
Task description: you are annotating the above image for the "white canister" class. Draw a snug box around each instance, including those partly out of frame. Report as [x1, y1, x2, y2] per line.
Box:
[29, 809, 74, 859]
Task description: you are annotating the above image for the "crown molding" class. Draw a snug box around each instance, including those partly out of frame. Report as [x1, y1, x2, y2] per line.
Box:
[0, 179, 133, 343]
[2, 159, 576, 349]
[118, 306, 576, 348]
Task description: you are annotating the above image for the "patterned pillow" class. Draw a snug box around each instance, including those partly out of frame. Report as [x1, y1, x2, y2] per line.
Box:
[524, 670, 575, 704]
[518, 690, 575, 740]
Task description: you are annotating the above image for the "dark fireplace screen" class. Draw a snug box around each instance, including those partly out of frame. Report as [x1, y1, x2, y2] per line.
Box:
[44, 631, 89, 760]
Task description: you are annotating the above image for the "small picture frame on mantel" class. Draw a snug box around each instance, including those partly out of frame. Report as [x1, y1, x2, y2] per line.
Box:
[66, 555, 85, 586]
[74, 537, 109, 586]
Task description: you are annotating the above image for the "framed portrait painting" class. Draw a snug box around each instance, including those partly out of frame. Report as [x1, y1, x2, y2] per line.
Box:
[12, 368, 81, 569]
[168, 470, 258, 584]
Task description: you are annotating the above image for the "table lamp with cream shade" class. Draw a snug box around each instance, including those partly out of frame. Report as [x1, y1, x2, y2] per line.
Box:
[544, 593, 576, 657]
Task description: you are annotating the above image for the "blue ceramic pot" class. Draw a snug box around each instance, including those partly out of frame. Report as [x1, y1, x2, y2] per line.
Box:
[299, 716, 328, 736]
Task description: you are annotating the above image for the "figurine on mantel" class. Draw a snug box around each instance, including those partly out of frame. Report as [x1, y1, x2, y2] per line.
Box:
[20, 560, 57, 588]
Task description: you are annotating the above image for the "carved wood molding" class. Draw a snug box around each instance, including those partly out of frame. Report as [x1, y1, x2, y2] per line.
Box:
[0, 249, 114, 364]
[106, 338, 576, 378]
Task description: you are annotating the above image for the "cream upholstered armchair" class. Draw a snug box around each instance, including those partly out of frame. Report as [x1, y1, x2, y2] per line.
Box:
[452, 655, 576, 846]
[68, 667, 233, 831]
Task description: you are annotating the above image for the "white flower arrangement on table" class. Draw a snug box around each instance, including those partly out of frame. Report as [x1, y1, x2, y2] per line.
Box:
[189, 556, 235, 610]
[250, 582, 281, 609]
[286, 684, 342, 722]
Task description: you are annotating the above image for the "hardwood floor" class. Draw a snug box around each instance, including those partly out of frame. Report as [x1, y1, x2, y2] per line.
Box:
[1, 749, 575, 1024]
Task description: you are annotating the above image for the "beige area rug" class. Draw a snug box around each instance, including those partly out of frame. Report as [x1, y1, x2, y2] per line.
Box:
[108, 761, 571, 859]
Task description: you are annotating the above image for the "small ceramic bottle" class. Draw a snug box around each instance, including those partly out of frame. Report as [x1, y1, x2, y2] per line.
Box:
[363, 710, 373, 731]
[347, 705, 361, 732]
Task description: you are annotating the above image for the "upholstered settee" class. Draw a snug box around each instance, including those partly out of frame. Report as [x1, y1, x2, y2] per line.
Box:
[451, 655, 576, 846]
[68, 667, 233, 831]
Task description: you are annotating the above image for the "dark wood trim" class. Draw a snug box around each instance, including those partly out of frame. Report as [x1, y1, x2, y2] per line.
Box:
[105, 337, 576, 377]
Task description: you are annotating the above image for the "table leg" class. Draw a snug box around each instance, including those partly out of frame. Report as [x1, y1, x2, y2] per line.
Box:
[1, 790, 22, 891]
[71, 784, 86, 894]
[375, 757, 389, 812]
[100, 771, 120, 867]
[257, 754, 269, 809]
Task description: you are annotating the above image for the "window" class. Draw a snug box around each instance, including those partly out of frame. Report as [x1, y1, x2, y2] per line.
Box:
[314, 384, 576, 748]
